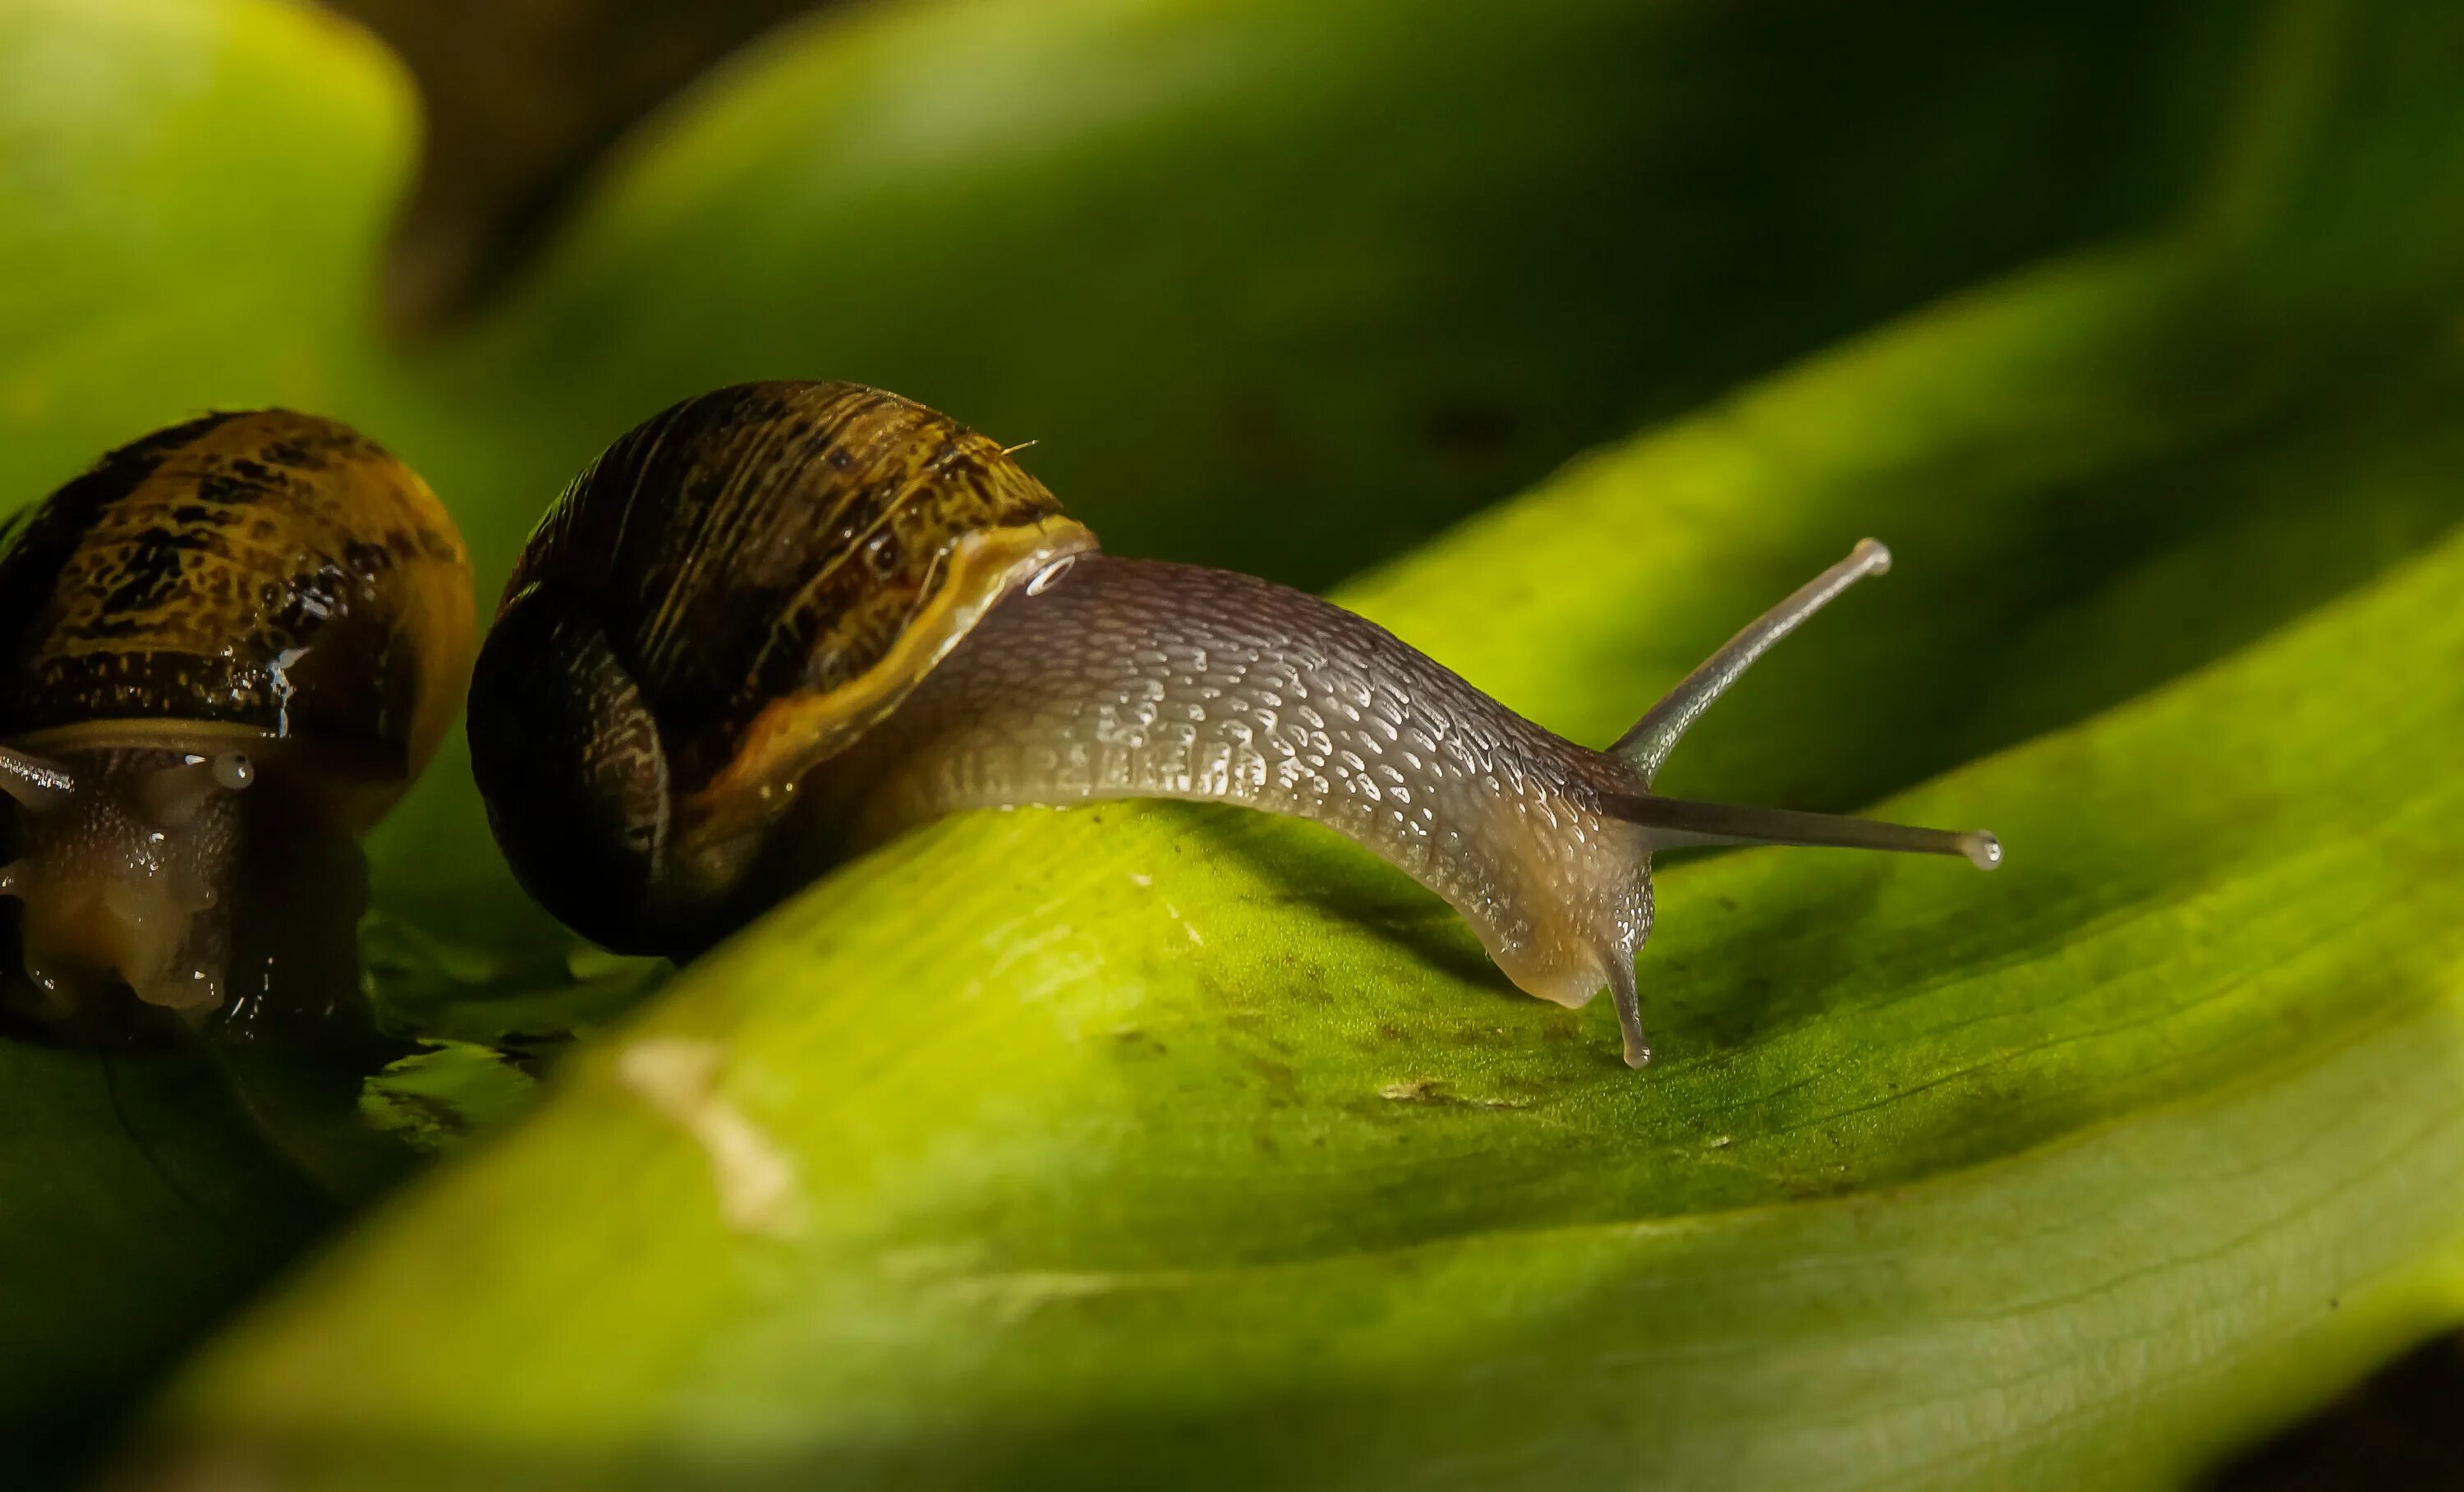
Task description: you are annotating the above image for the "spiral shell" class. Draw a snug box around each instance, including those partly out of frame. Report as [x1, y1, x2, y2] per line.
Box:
[469, 380, 1096, 950]
[0, 409, 475, 814]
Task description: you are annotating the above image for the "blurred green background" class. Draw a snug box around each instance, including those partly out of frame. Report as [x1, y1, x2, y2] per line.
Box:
[2, 0, 2463, 1485]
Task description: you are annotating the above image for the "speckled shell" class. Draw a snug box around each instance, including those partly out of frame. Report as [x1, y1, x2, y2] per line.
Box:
[467, 381, 1095, 951]
[0, 411, 476, 804]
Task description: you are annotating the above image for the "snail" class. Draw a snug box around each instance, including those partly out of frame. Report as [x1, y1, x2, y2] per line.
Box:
[0, 411, 475, 1024]
[469, 381, 1997, 1067]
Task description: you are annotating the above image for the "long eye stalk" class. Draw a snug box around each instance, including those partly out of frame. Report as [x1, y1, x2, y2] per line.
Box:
[1602, 538, 2000, 866]
[1613, 539, 1896, 782]
[1604, 790, 2002, 868]
[0, 746, 76, 814]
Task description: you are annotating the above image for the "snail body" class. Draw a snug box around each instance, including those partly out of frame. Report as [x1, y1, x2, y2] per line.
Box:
[824, 557, 1655, 1010]
[471, 381, 1996, 1067]
[0, 411, 475, 1020]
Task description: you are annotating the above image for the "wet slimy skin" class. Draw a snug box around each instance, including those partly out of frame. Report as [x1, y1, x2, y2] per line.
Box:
[0, 738, 242, 1014]
[833, 557, 1657, 1014]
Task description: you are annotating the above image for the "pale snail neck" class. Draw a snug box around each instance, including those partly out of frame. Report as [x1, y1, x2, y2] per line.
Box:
[0, 730, 372, 1028]
[1, 739, 247, 1019]
[823, 555, 1653, 1008]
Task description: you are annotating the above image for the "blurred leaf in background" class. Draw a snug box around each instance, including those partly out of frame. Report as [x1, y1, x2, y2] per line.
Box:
[322, 0, 833, 328]
[2, 0, 2462, 1486]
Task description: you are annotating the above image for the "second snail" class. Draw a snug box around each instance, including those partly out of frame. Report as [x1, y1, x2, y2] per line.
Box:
[469, 380, 1998, 1068]
[0, 411, 475, 1027]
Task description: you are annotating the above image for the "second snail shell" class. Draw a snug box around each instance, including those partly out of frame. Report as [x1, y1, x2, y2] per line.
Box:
[0, 410, 474, 1022]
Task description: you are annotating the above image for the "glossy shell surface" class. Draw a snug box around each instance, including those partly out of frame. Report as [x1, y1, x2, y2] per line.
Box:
[0, 410, 476, 788]
[496, 380, 1096, 846]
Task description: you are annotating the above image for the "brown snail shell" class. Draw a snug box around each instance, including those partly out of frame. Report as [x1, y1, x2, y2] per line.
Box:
[468, 381, 1094, 951]
[471, 380, 1997, 1068]
[0, 410, 475, 1021]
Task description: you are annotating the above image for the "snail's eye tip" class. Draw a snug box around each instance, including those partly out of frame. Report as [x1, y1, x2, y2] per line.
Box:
[212, 753, 255, 791]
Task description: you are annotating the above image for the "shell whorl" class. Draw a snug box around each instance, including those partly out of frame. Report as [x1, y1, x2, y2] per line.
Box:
[471, 380, 1095, 949]
[0, 410, 475, 788]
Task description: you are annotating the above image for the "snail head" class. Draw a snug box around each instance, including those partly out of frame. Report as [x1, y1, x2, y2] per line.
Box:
[0, 742, 254, 1020]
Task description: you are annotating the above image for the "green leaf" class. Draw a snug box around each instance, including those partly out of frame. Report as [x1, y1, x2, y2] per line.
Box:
[358, 1043, 537, 1154]
[0, 0, 409, 504]
[443, 0, 2235, 589]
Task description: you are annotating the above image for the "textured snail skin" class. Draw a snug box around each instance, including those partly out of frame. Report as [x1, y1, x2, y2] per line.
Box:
[0, 411, 474, 1025]
[5, 743, 245, 1017]
[824, 556, 1653, 1009]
